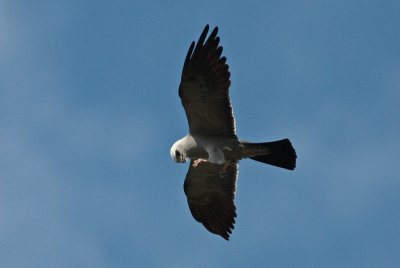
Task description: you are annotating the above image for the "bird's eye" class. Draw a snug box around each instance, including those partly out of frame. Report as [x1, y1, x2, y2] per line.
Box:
[175, 150, 181, 159]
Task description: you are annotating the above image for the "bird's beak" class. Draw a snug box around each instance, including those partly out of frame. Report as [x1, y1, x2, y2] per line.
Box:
[180, 155, 187, 163]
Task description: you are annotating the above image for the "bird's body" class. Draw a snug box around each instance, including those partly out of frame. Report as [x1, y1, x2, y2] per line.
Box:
[171, 134, 294, 166]
[171, 25, 297, 240]
[171, 134, 241, 164]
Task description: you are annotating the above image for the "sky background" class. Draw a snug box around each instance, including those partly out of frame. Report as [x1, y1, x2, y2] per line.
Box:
[1, 1, 400, 267]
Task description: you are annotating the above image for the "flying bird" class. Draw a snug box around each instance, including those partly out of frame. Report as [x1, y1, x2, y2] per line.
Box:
[170, 25, 297, 240]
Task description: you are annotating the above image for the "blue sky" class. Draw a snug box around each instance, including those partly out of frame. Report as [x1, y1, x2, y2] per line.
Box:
[1, 1, 399, 267]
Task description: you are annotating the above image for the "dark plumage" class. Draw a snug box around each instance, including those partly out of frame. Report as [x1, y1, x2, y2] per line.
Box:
[171, 25, 297, 240]
[179, 25, 236, 138]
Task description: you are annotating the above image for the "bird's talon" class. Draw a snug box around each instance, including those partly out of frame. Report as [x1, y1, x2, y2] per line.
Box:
[218, 161, 231, 177]
[192, 159, 208, 167]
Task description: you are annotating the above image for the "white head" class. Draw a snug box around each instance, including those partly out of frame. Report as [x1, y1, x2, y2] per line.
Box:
[170, 139, 187, 163]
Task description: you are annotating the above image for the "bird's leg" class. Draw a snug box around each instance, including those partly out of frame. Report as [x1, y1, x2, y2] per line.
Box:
[192, 158, 208, 167]
[219, 161, 232, 177]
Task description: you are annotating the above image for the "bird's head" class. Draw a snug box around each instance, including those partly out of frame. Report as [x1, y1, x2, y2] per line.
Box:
[170, 140, 187, 163]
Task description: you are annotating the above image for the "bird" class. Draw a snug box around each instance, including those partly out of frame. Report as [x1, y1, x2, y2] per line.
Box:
[170, 25, 297, 240]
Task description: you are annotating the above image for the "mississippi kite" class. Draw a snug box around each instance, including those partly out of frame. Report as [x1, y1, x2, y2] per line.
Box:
[170, 25, 297, 240]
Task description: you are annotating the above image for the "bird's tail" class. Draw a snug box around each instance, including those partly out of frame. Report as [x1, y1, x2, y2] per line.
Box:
[242, 139, 296, 170]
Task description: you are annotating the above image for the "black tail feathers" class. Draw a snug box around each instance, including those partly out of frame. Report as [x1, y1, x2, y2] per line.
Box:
[249, 139, 296, 170]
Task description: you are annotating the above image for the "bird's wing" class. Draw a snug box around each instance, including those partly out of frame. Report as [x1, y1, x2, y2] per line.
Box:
[179, 25, 236, 138]
[184, 160, 238, 240]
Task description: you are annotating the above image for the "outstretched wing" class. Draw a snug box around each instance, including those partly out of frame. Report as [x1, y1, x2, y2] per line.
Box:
[183, 160, 238, 240]
[179, 25, 236, 138]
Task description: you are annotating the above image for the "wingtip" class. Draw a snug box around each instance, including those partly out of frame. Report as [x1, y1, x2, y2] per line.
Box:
[202, 24, 210, 36]
[203, 24, 219, 38]
[220, 230, 231, 240]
